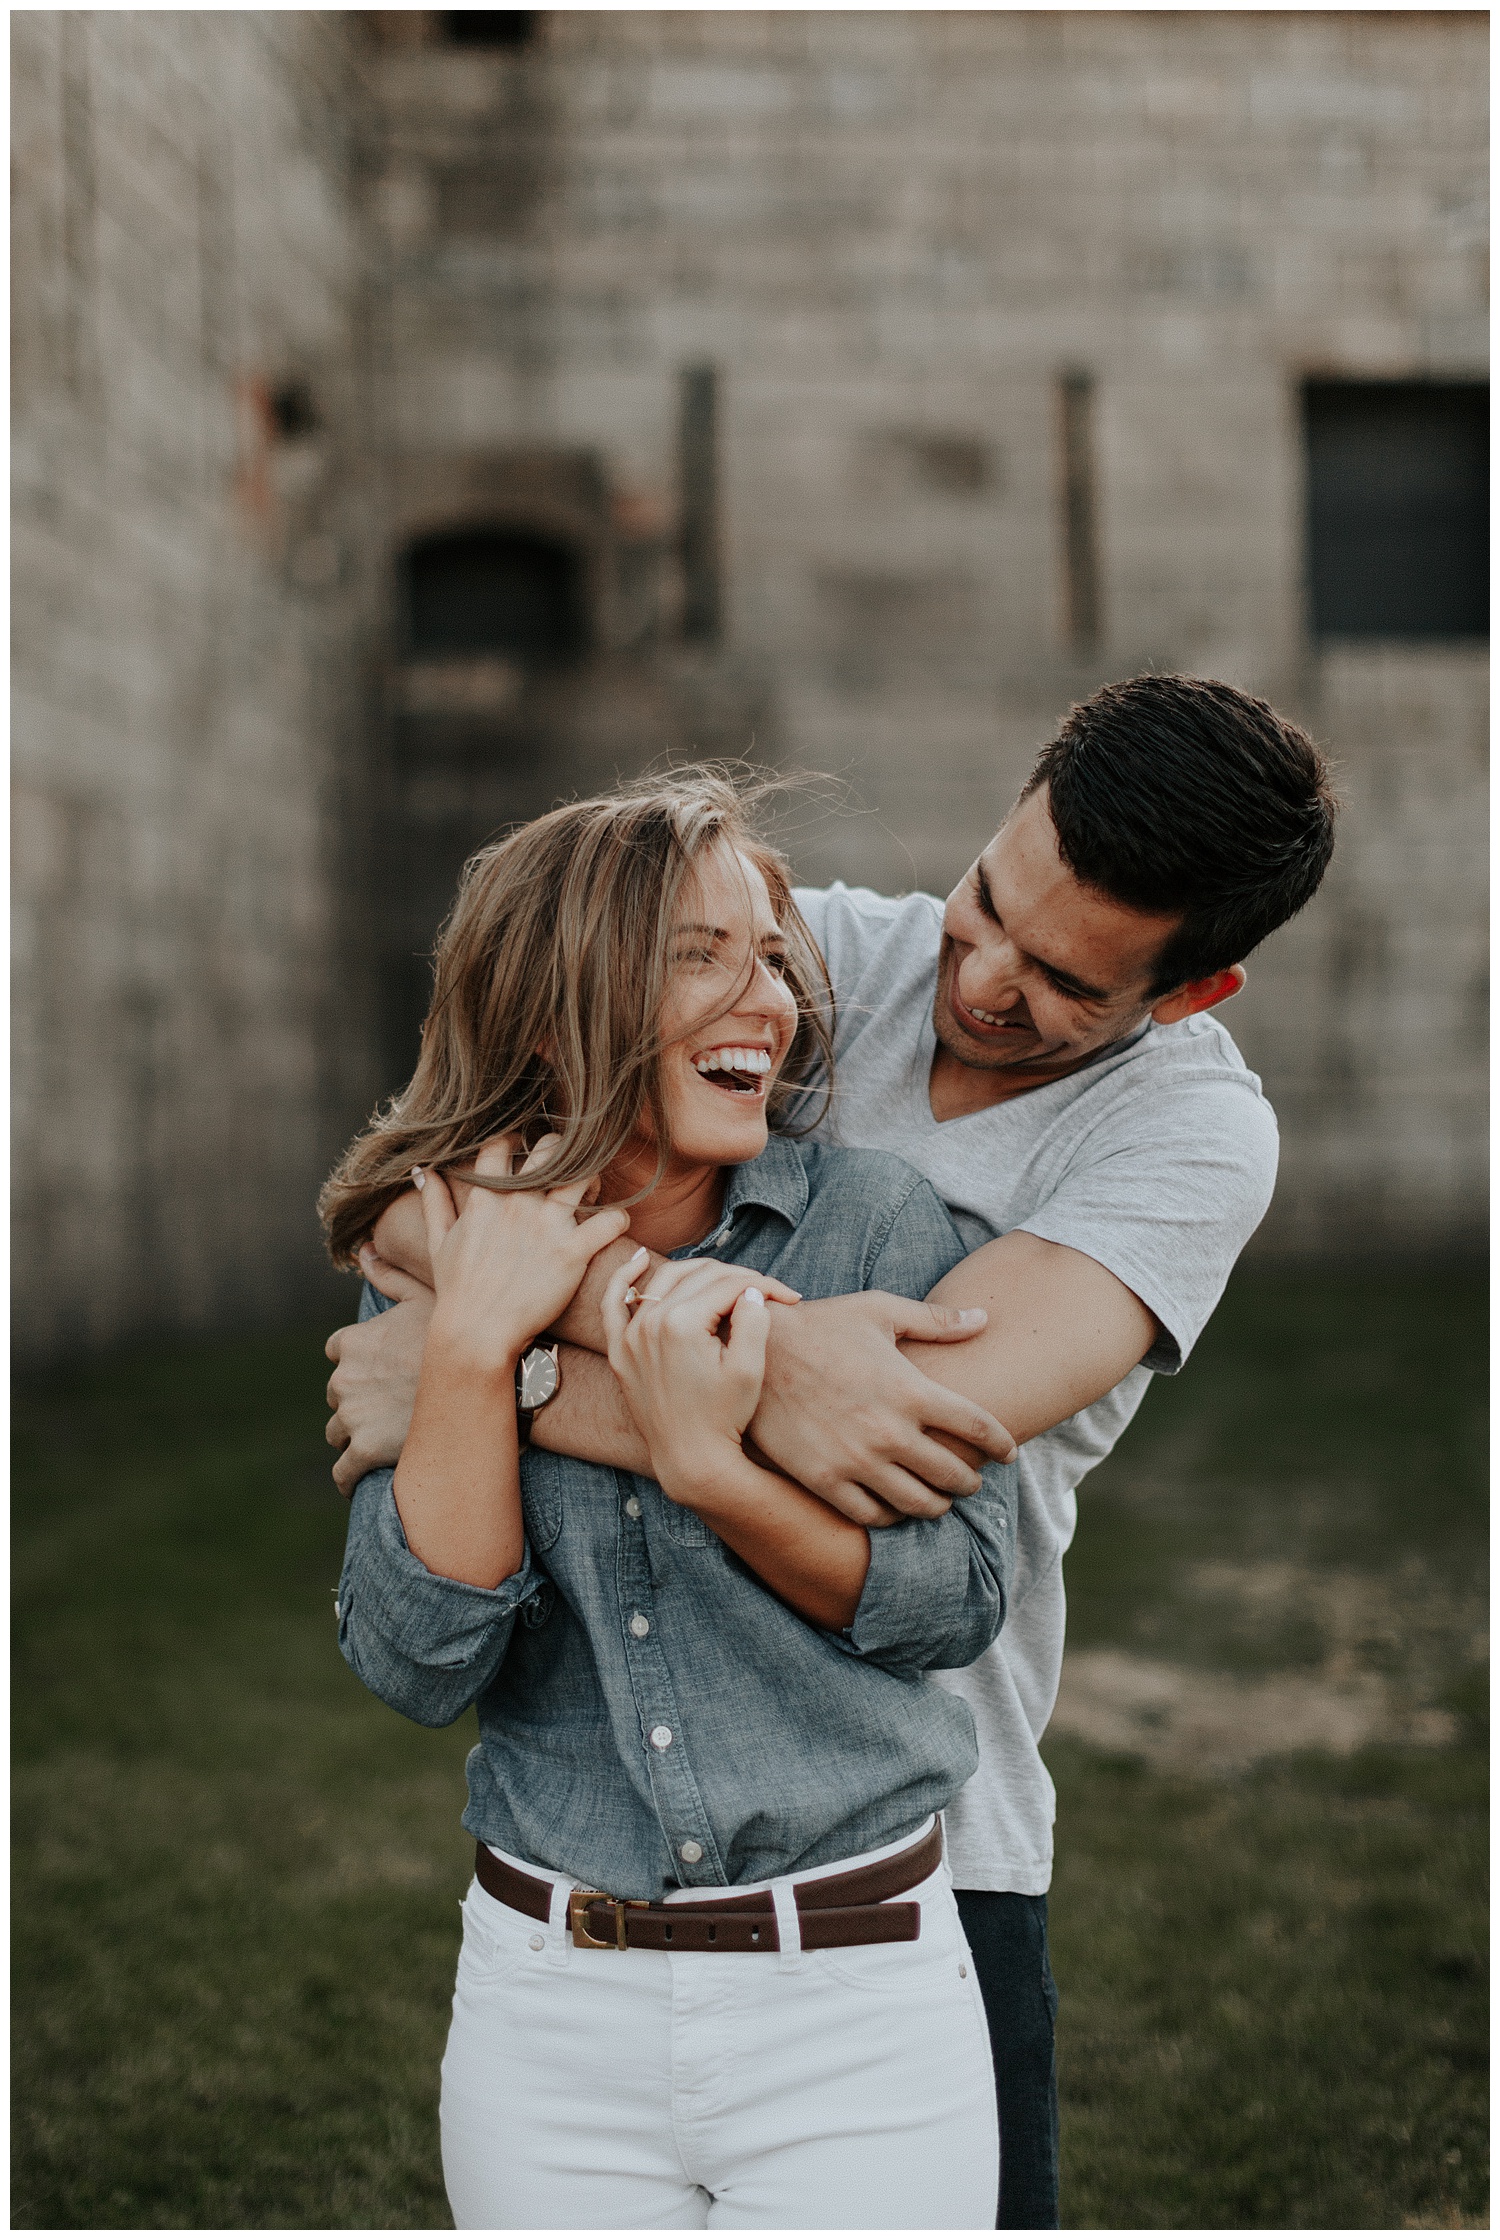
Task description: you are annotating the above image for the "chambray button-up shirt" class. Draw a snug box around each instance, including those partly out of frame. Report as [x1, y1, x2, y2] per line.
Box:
[338, 1138, 1018, 1902]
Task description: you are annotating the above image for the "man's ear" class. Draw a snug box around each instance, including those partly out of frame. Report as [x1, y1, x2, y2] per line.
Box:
[1149, 963, 1246, 1026]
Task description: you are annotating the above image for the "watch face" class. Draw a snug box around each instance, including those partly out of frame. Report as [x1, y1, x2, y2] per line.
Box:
[519, 1347, 559, 1411]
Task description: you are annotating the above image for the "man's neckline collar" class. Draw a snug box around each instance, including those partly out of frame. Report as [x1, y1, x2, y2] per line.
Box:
[921, 1013, 1158, 1123]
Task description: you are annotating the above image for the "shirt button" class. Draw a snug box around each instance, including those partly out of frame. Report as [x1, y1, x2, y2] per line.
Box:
[624, 1496, 643, 1519]
[629, 1613, 651, 1638]
[679, 1840, 704, 1864]
[528, 1933, 545, 1951]
[650, 1724, 673, 1751]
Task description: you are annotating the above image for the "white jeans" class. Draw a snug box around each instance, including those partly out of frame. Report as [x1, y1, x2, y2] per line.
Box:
[439, 1838, 999, 2230]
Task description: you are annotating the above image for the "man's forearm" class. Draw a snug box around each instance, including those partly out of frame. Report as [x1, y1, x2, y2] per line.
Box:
[344, 1210, 1155, 1512]
[531, 1197, 1153, 1464]
[906, 1229, 1159, 1446]
[529, 1344, 653, 1473]
[549, 1238, 801, 1354]
[549, 1240, 663, 1353]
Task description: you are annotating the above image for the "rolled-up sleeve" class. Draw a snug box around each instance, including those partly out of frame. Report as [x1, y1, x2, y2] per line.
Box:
[337, 1467, 552, 1727]
[823, 1172, 1019, 1673]
[839, 1457, 1017, 1674]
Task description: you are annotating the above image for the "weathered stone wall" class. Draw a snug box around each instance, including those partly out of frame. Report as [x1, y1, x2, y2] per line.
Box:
[365, 8, 1487, 1255]
[1250, 648, 1488, 1254]
[12, 11, 384, 1356]
[14, 12, 1486, 1364]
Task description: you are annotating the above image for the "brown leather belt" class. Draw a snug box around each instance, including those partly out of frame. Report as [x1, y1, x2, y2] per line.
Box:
[473, 1822, 943, 1953]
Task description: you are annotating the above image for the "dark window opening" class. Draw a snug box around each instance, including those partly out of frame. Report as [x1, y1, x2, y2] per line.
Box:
[267, 379, 319, 441]
[1304, 381, 1488, 640]
[1058, 370, 1100, 648]
[679, 364, 721, 644]
[441, 12, 537, 49]
[403, 529, 587, 665]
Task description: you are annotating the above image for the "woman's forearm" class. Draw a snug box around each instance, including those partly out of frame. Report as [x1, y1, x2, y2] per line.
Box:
[393, 1330, 526, 1589]
[672, 1449, 870, 1632]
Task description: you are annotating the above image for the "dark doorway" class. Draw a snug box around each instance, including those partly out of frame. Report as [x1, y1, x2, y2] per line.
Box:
[441, 13, 538, 50]
[679, 365, 722, 644]
[403, 529, 587, 666]
[381, 526, 592, 1089]
[1303, 381, 1488, 640]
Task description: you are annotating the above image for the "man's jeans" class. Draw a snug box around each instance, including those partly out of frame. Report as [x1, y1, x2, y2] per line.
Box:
[954, 1891, 1060, 2230]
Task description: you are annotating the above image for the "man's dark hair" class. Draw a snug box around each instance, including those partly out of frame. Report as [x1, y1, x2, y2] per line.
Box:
[1022, 674, 1337, 995]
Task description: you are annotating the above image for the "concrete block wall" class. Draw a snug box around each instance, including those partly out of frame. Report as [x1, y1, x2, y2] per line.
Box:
[12, 11, 384, 1356]
[1237, 648, 1488, 1254]
[366, 8, 1487, 1256]
[14, 11, 1486, 1363]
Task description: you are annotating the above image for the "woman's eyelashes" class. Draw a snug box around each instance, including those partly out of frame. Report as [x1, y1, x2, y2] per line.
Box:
[670, 939, 789, 978]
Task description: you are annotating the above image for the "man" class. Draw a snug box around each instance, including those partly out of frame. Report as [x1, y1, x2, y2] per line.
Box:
[325, 672, 1336, 2227]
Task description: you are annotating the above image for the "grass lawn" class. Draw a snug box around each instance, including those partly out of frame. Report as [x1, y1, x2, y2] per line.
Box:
[12, 1268, 1487, 2228]
[1051, 1266, 1487, 2230]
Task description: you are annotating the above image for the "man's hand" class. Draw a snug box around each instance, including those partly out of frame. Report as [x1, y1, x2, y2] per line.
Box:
[750, 1293, 1017, 1526]
[325, 1247, 433, 1496]
[334, 1208, 1158, 1525]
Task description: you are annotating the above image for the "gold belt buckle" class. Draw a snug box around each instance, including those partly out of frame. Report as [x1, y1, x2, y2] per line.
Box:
[568, 1888, 648, 1950]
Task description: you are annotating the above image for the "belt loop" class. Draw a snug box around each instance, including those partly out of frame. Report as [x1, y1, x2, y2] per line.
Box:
[771, 1877, 803, 1974]
[547, 1871, 574, 1968]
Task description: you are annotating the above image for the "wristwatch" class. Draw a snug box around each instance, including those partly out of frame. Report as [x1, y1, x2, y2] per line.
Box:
[515, 1343, 560, 1449]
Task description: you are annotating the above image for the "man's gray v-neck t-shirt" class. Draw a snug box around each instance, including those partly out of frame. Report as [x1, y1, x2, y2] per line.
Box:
[793, 883, 1279, 1893]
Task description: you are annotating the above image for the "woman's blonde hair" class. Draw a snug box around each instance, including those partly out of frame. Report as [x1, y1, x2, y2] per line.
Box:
[319, 769, 834, 1267]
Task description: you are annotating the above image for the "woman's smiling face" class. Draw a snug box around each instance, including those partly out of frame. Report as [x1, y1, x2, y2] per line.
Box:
[652, 842, 800, 1172]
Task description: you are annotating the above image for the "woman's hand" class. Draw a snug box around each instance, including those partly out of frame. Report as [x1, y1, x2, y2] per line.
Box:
[415, 1134, 632, 1378]
[601, 1253, 771, 1502]
[602, 1252, 874, 1627]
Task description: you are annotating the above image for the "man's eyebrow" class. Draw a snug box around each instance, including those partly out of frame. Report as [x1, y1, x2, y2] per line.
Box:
[973, 859, 1111, 1003]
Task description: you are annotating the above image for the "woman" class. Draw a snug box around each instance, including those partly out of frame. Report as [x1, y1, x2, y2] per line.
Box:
[322, 773, 1017, 2230]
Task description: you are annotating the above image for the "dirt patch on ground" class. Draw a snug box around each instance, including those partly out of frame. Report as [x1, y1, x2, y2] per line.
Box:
[1050, 1648, 1456, 1773]
[1052, 1559, 1483, 1775]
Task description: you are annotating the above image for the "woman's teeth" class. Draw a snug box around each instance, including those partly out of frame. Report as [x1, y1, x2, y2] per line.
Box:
[694, 1049, 772, 1072]
[693, 1047, 772, 1093]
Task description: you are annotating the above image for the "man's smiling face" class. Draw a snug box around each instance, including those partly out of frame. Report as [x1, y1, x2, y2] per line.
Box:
[936, 785, 1186, 1081]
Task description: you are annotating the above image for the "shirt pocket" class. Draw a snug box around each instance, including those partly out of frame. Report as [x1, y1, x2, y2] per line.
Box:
[657, 1490, 714, 1549]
